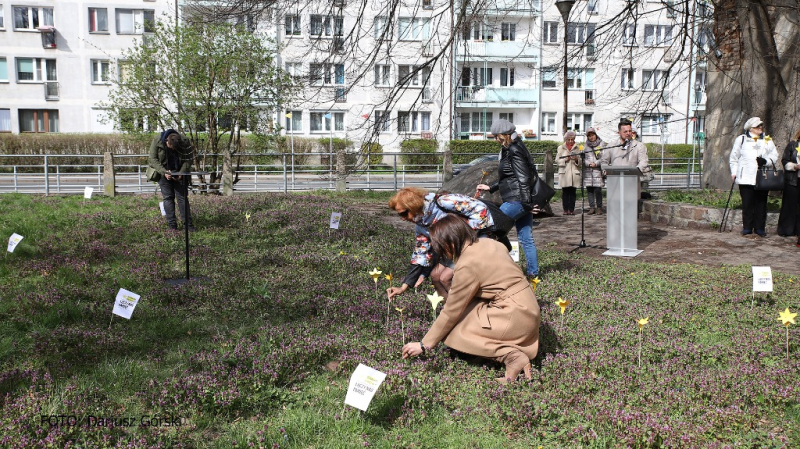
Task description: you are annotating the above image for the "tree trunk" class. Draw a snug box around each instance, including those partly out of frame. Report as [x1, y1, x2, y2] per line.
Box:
[703, 0, 800, 190]
[223, 149, 234, 196]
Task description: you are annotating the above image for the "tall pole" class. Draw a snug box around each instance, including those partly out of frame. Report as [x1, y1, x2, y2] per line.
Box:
[556, 1, 575, 134]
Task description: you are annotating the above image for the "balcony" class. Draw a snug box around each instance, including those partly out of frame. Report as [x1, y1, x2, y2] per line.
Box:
[44, 82, 60, 100]
[584, 90, 596, 106]
[472, 0, 540, 16]
[456, 40, 539, 60]
[456, 86, 537, 105]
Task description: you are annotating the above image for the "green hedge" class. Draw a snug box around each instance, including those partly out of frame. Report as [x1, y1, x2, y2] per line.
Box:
[644, 143, 696, 159]
[400, 139, 440, 166]
[360, 142, 384, 167]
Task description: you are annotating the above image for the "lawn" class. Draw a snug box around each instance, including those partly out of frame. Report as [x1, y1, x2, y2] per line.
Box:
[1, 192, 798, 448]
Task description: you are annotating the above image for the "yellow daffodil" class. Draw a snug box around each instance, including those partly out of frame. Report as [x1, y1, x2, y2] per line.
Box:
[482, 170, 489, 177]
[530, 276, 541, 291]
[778, 308, 797, 327]
[579, 144, 584, 151]
[368, 268, 382, 283]
[385, 273, 393, 282]
[764, 135, 772, 143]
[427, 292, 444, 313]
[245, 212, 251, 222]
[556, 297, 569, 315]
[637, 317, 650, 331]
[395, 307, 404, 313]
[339, 251, 346, 255]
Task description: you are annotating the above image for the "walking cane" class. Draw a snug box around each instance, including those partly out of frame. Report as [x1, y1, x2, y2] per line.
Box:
[719, 180, 736, 233]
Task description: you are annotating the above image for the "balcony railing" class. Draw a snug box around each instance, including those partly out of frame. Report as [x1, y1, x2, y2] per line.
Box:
[456, 40, 539, 59]
[457, 86, 537, 104]
[44, 82, 60, 100]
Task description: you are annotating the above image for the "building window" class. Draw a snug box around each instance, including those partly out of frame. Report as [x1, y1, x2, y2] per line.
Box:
[91, 60, 110, 84]
[567, 22, 596, 44]
[310, 15, 343, 37]
[641, 114, 670, 135]
[460, 67, 492, 86]
[500, 67, 515, 87]
[284, 62, 303, 83]
[566, 113, 592, 133]
[0, 109, 10, 131]
[116, 9, 155, 34]
[19, 109, 59, 132]
[499, 112, 514, 123]
[542, 67, 557, 89]
[621, 68, 635, 90]
[16, 58, 56, 82]
[309, 63, 344, 86]
[374, 110, 390, 132]
[285, 15, 301, 36]
[13, 6, 53, 30]
[374, 64, 391, 87]
[642, 69, 669, 90]
[0, 6, 5, 29]
[541, 112, 556, 134]
[119, 109, 155, 132]
[623, 23, 636, 46]
[587, 0, 599, 14]
[374, 16, 392, 40]
[461, 21, 492, 41]
[310, 112, 344, 132]
[422, 0, 433, 9]
[644, 25, 673, 46]
[89, 8, 108, 32]
[285, 110, 302, 132]
[399, 65, 430, 87]
[397, 111, 431, 133]
[458, 112, 492, 134]
[0, 57, 7, 82]
[501, 23, 516, 41]
[567, 68, 594, 89]
[543, 22, 559, 44]
[398, 17, 430, 41]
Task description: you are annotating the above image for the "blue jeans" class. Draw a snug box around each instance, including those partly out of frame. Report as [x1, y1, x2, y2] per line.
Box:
[500, 201, 538, 277]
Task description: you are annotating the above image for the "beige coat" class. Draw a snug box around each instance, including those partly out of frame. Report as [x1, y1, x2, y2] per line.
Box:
[421, 238, 541, 360]
[557, 144, 583, 188]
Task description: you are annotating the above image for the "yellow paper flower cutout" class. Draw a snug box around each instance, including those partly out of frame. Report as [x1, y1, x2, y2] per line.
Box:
[245, 212, 251, 222]
[764, 135, 772, 143]
[637, 317, 650, 330]
[778, 308, 797, 327]
[339, 251, 346, 255]
[482, 170, 489, 176]
[369, 268, 382, 283]
[579, 144, 584, 151]
[530, 277, 541, 291]
[385, 273, 393, 282]
[395, 307, 404, 313]
[556, 297, 569, 315]
[753, 136, 759, 143]
[427, 292, 444, 311]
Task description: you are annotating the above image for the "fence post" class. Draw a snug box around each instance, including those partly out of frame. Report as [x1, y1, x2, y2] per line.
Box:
[103, 152, 116, 197]
[443, 146, 453, 183]
[336, 146, 346, 192]
[283, 153, 288, 193]
[686, 158, 691, 189]
[543, 149, 554, 188]
[44, 155, 49, 196]
[393, 154, 398, 191]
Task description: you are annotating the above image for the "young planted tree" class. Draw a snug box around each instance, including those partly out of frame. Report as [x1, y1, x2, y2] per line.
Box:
[100, 17, 296, 195]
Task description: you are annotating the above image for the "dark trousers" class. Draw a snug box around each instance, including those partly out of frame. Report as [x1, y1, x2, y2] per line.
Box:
[586, 186, 603, 208]
[562, 187, 577, 212]
[777, 181, 800, 236]
[739, 184, 768, 232]
[159, 176, 192, 228]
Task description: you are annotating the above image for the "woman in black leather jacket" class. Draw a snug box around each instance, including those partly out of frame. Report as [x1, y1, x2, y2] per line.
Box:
[777, 126, 800, 243]
[477, 119, 539, 280]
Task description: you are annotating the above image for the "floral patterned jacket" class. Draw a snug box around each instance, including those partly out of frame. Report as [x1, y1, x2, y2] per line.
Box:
[402, 193, 494, 287]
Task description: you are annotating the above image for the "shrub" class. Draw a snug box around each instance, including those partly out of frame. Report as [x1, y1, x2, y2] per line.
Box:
[449, 141, 498, 164]
[319, 138, 354, 167]
[400, 139, 440, 167]
[360, 142, 384, 167]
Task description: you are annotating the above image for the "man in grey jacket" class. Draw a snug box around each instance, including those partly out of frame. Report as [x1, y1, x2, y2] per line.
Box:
[148, 129, 195, 231]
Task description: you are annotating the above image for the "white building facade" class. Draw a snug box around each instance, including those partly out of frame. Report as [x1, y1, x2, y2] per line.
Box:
[1, 0, 707, 151]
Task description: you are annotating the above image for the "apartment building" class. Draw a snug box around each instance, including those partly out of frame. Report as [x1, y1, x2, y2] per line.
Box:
[0, 1, 174, 134]
[1, 0, 707, 151]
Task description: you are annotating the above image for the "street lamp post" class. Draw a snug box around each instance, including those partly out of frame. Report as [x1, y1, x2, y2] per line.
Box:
[556, 0, 575, 134]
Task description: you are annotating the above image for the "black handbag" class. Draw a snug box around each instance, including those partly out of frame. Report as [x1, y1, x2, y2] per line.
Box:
[477, 199, 515, 235]
[530, 175, 556, 208]
[754, 162, 783, 191]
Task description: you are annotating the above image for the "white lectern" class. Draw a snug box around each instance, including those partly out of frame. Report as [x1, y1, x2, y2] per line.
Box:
[603, 165, 642, 257]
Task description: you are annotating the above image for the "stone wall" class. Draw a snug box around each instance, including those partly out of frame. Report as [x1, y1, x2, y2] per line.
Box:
[641, 200, 779, 230]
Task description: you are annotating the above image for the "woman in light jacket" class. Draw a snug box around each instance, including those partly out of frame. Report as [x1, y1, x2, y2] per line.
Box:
[557, 131, 582, 215]
[401, 214, 540, 383]
[729, 116, 779, 237]
[777, 125, 800, 243]
[583, 127, 605, 214]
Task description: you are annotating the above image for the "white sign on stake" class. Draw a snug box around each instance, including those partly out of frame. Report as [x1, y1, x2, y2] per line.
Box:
[329, 212, 342, 229]
[7, 233, 23, 253]
[752, 266, 773, 292]
[344, 363, 386, 412]
[84, 186, 94, 199]
[509, 240, 520, 262]
[112, 288, 141, 320]
[159, 202, 167, 216]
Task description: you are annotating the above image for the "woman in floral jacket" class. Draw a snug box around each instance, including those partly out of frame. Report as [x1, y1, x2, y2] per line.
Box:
[387, 188, 495, 301]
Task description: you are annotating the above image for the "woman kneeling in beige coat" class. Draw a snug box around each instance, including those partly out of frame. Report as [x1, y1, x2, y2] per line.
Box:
[401, 214, 541, 382]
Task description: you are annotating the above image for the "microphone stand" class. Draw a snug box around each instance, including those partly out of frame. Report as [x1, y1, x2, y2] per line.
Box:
[560, 146, 612, 252]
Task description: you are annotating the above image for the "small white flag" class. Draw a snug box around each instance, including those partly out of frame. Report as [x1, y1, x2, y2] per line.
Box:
[7, 233, 23, 253]
[752, 266, 773, 292]
[509, 241, 520, 262]
[112, 288, 141, 320]
[344, 364, 386, 411]
[84, 187, 94, 199]
[329, 212, 342, 229]
[159, 202, 166, 216]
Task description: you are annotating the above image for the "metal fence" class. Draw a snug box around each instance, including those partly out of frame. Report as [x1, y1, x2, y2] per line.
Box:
[0, 152, 702, 195]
